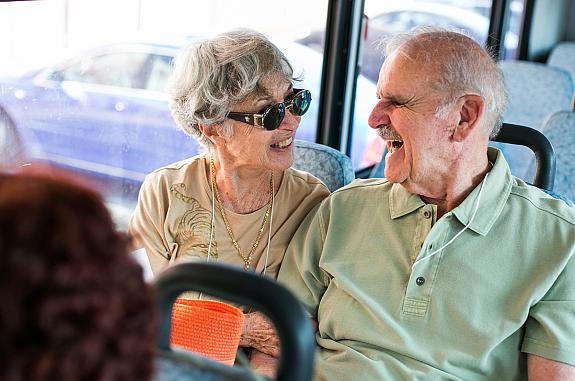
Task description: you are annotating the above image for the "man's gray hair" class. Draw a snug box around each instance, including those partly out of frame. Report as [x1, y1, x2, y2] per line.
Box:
[382, 26, 508, 138]
[167, 29, 294, 147]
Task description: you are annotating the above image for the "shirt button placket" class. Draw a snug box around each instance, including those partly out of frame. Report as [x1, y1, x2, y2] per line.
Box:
[415, 208, 433, 290]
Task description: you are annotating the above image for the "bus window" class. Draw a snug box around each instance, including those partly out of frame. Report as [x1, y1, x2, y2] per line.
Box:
[502, 0, 525, 60]
[0, 0, 328, 230]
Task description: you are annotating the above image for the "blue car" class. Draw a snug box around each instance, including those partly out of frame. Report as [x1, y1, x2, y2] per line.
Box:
[0, 39, 379, 207]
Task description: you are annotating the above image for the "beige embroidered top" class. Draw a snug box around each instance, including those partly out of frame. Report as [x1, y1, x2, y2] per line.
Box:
[128, 155, 330, 281]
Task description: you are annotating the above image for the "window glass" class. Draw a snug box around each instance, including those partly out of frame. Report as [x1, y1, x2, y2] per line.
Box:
[58, 53, 150, 88]
[502, 0, 525, 60]
[0, 0, 328, 229]
[145, 55, 173, 92]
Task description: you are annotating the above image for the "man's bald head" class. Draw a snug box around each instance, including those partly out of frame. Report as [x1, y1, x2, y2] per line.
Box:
[382, 27, 507, 137]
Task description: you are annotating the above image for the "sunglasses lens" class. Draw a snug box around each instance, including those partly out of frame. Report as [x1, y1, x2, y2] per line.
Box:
[292, 90, 311, 116]
[263, 103, 285, 130]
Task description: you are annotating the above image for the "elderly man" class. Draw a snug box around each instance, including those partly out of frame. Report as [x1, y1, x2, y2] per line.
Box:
[278, 27, 575, 380]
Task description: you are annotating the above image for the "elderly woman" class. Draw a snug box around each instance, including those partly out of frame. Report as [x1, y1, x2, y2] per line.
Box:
[128, 29, 329, 375]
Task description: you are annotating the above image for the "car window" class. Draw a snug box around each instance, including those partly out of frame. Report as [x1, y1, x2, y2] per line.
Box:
[371, 11, 484, 43]
[370, 11, 412, 32]
[56, 52, 150, 89]
[144, 55, 173, 93]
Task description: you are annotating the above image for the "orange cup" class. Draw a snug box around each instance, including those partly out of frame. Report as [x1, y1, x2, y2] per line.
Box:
[170, 298, 245, 366]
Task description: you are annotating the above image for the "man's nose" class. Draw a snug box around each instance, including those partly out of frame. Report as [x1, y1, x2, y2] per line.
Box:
[368, 100, 390, 129]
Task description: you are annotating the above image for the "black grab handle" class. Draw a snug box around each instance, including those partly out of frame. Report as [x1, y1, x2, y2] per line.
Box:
[154, 262, 315, 381]
[492, 123, 556, 191]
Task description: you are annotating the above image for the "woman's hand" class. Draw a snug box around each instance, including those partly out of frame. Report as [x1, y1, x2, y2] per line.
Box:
[311, 318, 318, 332]
[250, 350, 278, 378]
[239, 312, 280, 358]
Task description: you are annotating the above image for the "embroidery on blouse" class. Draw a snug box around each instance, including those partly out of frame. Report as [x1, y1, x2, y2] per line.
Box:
[170, 183, 218, 259]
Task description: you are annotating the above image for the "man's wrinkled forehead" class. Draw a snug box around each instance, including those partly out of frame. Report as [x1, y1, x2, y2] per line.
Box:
[394, 31, 488, 64]
[377, 50, 434, 95]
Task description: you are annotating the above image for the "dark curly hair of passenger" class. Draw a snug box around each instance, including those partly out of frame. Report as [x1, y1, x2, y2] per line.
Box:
[0, 168, 158, 381]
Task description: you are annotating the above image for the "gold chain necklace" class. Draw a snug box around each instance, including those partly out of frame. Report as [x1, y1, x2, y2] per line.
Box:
[210, 158, 274, 270]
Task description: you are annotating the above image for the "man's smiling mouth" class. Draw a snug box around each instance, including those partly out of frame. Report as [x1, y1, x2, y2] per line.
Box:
[388, 140, 404, 153]
[378, 124, 403, 153]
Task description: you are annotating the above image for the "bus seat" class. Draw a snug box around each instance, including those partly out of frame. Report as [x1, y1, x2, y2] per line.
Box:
[537, 111, 575, 204]
[499, 60, 574, 130]
[155, 351, 257, 381]
[368, 148, 386, 179]
[494, 62, 572, 180]
[548, 42, 575, 88]
[153, 262, 315, 381]
[292, 139, 355, 191]
[491, 122, 555, 190]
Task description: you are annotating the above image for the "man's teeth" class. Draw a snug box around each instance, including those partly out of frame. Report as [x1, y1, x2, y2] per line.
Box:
[271, 137, 293, 148]
[388, 140, 404, 153]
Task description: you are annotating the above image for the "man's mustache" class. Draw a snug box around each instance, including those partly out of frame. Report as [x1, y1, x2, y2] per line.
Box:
[377, 124, 402, 141]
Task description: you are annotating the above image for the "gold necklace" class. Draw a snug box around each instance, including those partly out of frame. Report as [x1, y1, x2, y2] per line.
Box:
[210, 158, 274, 270]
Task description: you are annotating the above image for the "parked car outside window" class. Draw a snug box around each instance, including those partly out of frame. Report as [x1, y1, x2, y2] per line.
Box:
[0, 38, 378, 228]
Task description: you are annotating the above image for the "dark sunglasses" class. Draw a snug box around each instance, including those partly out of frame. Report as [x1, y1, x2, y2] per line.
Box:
[227, 88, 311, 131]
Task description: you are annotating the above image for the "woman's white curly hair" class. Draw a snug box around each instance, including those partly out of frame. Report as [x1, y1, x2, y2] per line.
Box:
[167, 28, 294, 148]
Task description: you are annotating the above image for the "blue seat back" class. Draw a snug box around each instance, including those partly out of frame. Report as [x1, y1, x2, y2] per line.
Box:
[499, 60, 574, 130]
[493, 61, 574, 179]
[539, 111, 575, 203]
[292, 139, 355, 191]
[155, 350, 260, 381]
[548, 42, 575, 86]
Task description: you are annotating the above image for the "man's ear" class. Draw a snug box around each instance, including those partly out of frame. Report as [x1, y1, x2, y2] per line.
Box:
[452, 94, 485, 142]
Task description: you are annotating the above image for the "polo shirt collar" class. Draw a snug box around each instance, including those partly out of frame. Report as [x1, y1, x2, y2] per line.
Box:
[451, 147, 513, 236]
[389, 183, 426, 219]
[388, 147, 513, 236]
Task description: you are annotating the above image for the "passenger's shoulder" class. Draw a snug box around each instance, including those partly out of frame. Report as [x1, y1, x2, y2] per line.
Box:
[285, 167, 330, 191]
[310, 178, 392, 219]
[510, 179, 575, 226]
[332, 177, 391, 195]
[145, 155, 204, 183]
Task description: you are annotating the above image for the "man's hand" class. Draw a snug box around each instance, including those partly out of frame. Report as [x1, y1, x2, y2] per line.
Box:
[239, 312, 280, 358]
[529, 354, 575, 380]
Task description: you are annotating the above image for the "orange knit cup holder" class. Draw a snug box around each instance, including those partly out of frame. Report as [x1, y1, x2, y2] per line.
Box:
[171, 298, 245, 366]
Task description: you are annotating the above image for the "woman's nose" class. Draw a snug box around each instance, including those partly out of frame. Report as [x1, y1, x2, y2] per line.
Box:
[279, 109, 299, 131]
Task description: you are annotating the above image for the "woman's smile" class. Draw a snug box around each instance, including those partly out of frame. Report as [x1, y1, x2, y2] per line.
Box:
[270, 136, 294, 149]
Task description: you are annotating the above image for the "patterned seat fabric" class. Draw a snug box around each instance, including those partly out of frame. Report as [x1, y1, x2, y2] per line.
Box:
[154, 350, 260, 381]
[499, 60, 574, 129]
[544, 189, 574, 208]
[292, 139, 355, 191]
[539, 111, 575, 204]
[548, 42, 575, 87]
[494, 61, 575, 180]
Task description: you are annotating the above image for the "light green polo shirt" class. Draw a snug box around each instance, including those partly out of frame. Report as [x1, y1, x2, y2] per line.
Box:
[278, 148, 575, 381]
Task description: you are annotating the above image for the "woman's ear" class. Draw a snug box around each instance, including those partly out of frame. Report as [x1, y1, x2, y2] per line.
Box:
[198, 123, 225, 145]
[452, 94, 485, 142]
